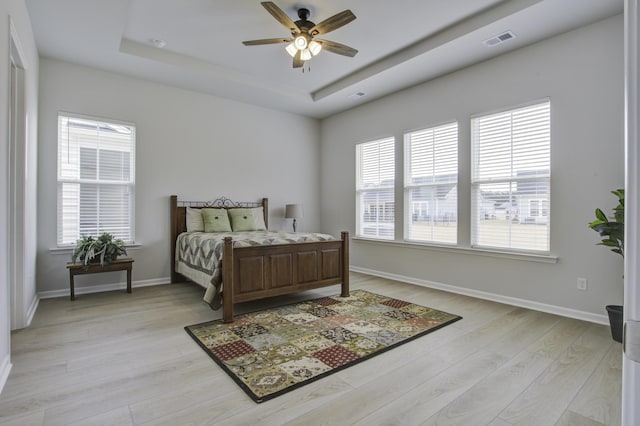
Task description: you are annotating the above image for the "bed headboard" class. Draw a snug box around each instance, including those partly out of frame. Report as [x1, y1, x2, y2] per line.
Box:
[170, 195, 268, 282]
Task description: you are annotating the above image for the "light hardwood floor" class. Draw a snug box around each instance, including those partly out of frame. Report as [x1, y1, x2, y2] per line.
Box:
[0, 273, 621, 425]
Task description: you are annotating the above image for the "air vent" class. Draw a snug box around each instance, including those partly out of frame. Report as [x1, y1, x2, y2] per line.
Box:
[483, 31, 516, 47]
[348, 91, 367, 100]
[150, 38, 166, 48]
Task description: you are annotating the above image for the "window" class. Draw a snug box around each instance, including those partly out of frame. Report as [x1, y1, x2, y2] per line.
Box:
[356, 137, 395, 239]
[530, 200, 540, 217]
[471, 100, 550, 252]
[57, 114, 136, 245]
[404, 122, 458, 244]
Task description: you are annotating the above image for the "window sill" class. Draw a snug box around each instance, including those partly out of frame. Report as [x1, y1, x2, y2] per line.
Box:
[49, 242, 142, 255]
[352, 237, 558, 264]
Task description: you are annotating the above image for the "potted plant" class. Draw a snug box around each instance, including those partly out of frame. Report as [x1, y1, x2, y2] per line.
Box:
[588, 188, 624, 342]
[71, 232, 127, 267]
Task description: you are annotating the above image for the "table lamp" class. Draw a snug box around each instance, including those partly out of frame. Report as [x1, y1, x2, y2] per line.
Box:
[284, 204, 303, 232]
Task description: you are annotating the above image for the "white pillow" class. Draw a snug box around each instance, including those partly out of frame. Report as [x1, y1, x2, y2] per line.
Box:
[186, 207, 204, 232]
[253, 206, 267, 231]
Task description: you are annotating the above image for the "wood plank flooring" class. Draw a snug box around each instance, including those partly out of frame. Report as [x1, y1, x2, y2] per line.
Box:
[0, 273, 622, 425]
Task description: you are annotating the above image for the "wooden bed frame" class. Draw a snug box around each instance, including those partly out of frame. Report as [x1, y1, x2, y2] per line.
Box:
[170, 195, 349, 322]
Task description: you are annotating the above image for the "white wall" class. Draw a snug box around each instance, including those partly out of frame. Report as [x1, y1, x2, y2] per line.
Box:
[37, 58, 320, 294]
[320, 15, 624, 318]
[0, 0, 39, 393]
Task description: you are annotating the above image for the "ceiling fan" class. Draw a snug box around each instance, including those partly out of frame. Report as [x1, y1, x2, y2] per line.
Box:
[242, 2, 358, 68]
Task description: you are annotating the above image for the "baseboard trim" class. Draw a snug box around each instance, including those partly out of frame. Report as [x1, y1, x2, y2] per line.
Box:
[38, 277, 171, 300]
[0, 354, 12, 396]
[25, 294, 39, 327]
[350, 266, 609, 325]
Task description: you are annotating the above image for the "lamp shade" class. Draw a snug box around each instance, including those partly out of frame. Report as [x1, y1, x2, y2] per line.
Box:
[308, 40, 322, 56]
[285, 43, 297, 57]
[300, 48, 312, 61]
[285, 204, 303, 219]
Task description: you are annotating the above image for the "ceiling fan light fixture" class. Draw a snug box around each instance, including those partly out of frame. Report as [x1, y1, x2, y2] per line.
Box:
[242, 2, 357, 68]
[308, 40, 322, 56]
[285, 42, 297, 57]
[294, 35, 308, 50]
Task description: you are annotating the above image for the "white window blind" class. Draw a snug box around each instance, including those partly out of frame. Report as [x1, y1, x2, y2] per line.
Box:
[356, 137, 395, 240]
[404, 122, 458, 244]
[471, 100, 550, 252]
[57, 114, 136, 245]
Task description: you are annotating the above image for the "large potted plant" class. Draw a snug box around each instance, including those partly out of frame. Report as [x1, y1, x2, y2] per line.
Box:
[71, 232, 127, 267]
[588, 188, 624, 342]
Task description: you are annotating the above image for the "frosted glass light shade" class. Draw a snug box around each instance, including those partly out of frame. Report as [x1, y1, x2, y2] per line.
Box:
[309, 40, 322, 56]
[300, 48, 312, 61]
[285, 43, 297, 57]
[294, 35, 308, 50]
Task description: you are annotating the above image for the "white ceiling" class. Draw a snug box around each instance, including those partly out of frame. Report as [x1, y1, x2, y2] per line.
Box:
[25, 0, 622, 118]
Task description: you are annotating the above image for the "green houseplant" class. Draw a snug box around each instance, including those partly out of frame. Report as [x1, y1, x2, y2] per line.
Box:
[588, 188, 624, 342]
[71, 232, 127, 267]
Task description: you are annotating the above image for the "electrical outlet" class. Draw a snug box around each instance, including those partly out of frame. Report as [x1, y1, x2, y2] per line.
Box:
[577, 278, 588, 291]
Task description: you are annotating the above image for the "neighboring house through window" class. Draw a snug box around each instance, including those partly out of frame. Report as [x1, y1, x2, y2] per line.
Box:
[404, 122, 458, 244]
[57, 113, 136, 246]
[471, 100, 550, 252]
[356, 137, 395, 240]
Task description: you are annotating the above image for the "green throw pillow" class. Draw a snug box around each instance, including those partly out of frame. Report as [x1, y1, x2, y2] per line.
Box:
[228, 207, 266, 232]
[201, 208, 232, 232]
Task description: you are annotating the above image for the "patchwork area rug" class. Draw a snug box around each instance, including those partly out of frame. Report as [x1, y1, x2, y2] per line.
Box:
[184, 289, 462, 403]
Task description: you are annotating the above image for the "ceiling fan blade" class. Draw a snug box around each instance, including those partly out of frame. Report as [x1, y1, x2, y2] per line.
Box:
[317, 39, 358, 57]
[309, 10, 356, 36]
[292, 50, 304, 68]
[261, 2, 299, 33]
[242, 37, 292, 46]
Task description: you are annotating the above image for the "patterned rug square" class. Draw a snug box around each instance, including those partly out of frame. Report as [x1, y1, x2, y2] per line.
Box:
[184, 289, 462, 403]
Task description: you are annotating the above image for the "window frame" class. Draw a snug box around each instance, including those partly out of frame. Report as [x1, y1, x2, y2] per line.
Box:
[470, 99, 551, 254]
[355, 137, 396, 240]
[56, 112, 136, 247]
[403, 121, 459, 245]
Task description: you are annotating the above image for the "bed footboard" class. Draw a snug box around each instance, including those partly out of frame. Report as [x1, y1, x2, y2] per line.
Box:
[222, 231, 350, 322]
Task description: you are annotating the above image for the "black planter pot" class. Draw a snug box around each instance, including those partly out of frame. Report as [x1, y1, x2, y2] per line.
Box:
[606, 305, 623, 343]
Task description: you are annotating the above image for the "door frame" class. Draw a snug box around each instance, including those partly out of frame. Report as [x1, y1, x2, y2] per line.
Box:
[8, 18, 27, 330]
[623, 0, 640, 423]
